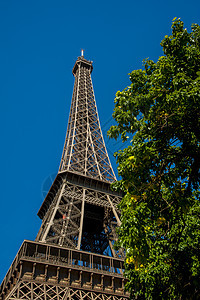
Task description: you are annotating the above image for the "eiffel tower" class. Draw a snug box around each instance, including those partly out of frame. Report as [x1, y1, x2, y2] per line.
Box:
[0, 53, 129, 300]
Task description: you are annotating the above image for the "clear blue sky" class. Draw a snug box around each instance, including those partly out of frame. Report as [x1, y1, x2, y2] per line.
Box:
[0, 0, 200, 282]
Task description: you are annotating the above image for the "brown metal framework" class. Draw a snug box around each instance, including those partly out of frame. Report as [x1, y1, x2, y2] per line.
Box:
[0, 55, 128, 300]
[0, 241, 128, 299]
[59, 56, 116, 183]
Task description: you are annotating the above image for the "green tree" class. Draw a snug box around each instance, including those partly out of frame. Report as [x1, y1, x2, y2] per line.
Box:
[108, 18, 200, 299]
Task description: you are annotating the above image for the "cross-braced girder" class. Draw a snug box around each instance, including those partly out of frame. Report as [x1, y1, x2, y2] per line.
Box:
[6, 281, 128, 300]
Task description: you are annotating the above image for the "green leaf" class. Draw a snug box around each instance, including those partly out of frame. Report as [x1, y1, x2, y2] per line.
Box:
[109, 18, 200, 299]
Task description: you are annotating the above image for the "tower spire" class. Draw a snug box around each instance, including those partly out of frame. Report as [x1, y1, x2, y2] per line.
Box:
[59, 55, 116, 182]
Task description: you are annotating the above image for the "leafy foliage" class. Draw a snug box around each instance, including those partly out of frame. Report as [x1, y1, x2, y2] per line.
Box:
[108, 19, 200, 299]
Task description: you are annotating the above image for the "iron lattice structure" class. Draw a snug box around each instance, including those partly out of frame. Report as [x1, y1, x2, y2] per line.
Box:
[59, 56, 116, 183]
[0, 55, 128, 300]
